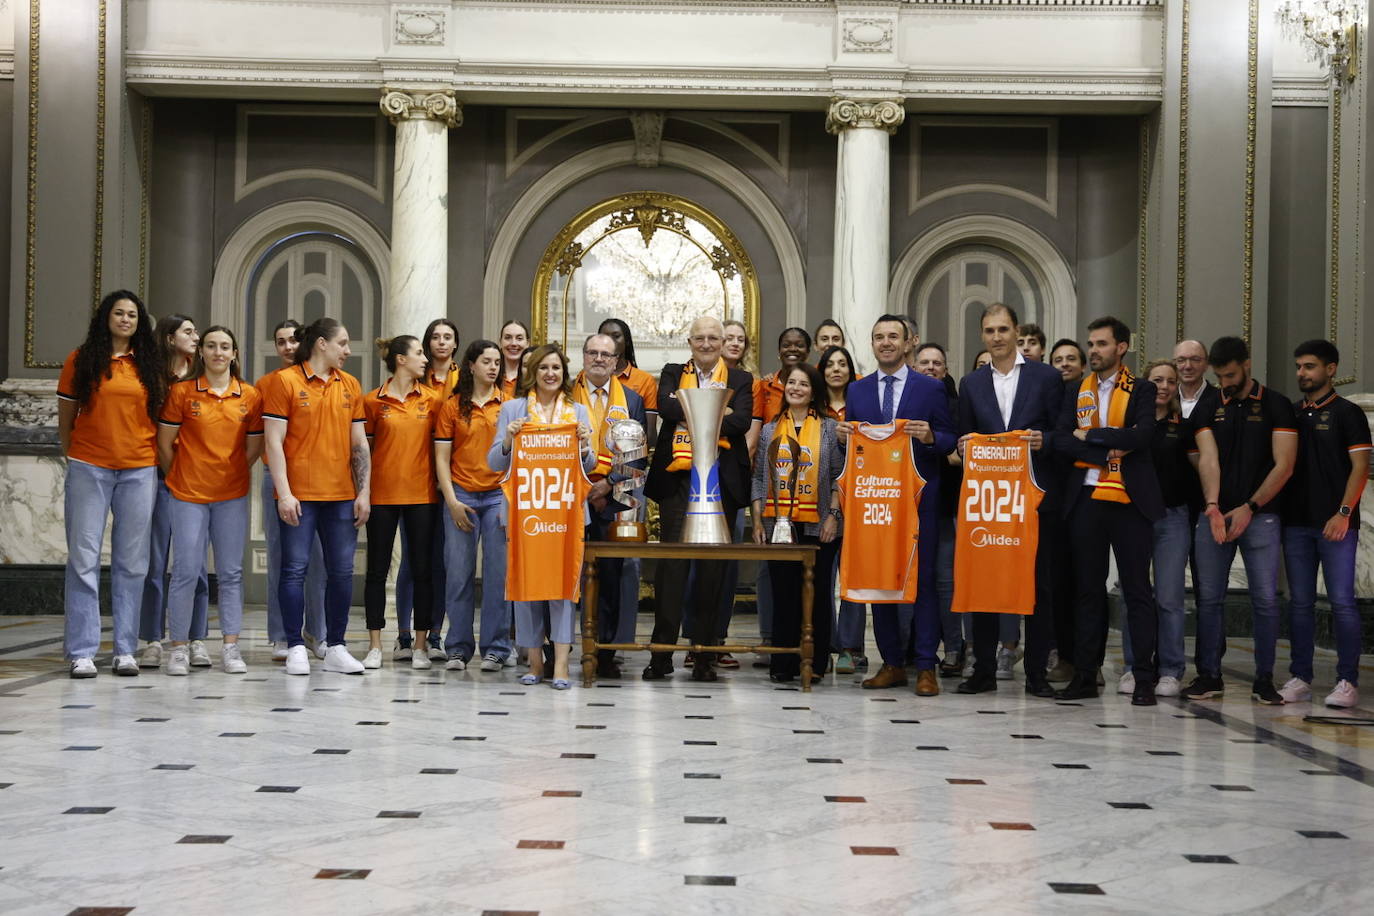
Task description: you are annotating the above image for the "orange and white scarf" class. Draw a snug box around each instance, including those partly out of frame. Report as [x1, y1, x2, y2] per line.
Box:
[573, 374, 630, 479]
[666, 360, 732, 472]
[526, 391, 578, 428]
[1074, 365, 1133, 504]
[763, 412, 822, 523]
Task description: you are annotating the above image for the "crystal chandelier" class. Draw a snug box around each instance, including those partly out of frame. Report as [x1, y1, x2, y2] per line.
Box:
[1276, 1, 1364, 84]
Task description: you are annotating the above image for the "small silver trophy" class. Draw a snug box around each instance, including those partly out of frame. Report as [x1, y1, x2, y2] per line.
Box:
[605, 418, 648, 542]
[766, 430, 801, 544]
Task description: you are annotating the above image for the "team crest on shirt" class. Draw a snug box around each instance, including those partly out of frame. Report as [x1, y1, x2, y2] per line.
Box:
[189, 399, 202, 418]
[890, 449, 901, 463]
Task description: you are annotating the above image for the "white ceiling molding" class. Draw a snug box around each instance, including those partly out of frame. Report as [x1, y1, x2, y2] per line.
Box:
[908, 116, 1058, 216]
[233, 104, 388, 203]
[483, 139, 806, 339]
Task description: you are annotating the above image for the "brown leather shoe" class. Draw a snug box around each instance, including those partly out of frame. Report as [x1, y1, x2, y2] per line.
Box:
[861, 663, 909, 689]
[915, 669, 940, 697]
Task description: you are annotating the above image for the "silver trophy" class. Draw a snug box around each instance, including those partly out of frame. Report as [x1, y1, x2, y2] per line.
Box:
[605, 418, 648, 541]
[678, 386, 731, 544]
[766, 431, 801, 544]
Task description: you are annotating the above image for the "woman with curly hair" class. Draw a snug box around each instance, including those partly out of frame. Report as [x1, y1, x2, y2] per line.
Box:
[58, 290, 165, 678]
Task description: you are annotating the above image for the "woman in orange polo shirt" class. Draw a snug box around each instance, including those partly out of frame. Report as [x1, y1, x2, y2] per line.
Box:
[57, 290, 165, 678]
[498, 320, 529, 398]
[261, 316, 371, 676]
[157, 326, 263, 675]
[363, 335, 441, 670]
[434, 339, 512, 670]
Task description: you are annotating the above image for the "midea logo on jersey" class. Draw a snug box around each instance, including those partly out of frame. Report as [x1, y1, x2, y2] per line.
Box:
[522, 515, 569, 536]
[969, 526, 1020, 548]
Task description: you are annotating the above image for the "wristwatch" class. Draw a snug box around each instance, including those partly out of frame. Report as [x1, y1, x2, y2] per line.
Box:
[828, 507, 843, 520]
[1245, 499, 1260, 513]
[1339, 505, 1353, 518]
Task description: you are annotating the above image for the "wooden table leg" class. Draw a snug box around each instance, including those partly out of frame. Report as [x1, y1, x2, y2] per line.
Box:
[800, 553, 814, 692]
[580, 556, 599, 688]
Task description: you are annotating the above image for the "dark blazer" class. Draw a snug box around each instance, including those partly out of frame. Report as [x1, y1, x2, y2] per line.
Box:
[957, 359, 1065, 511]
[1054, 372, 1165, 522]
[645, 362, 755, 508]
[846, 367, 957, 503]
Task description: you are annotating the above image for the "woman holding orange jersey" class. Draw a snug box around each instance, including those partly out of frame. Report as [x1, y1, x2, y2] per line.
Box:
[434, 340, 511, 671]
[498, 320, 529, 398]
[261, 317, 371, 676]
[58, 291, 165, 678]
[363, 336, 441, 670]
[157, 327, 263, 675]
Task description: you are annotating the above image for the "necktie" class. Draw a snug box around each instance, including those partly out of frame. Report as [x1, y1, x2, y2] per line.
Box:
[592, 388, 607, 431]
[881, 375, 896, 424]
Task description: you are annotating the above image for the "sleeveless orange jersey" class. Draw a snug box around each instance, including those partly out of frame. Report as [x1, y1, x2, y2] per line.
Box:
[952, 431, 1045, 615]
[837, 421, 925, 603]
[501, 423, 593, 602]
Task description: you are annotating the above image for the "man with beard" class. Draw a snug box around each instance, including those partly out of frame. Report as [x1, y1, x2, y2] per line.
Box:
[1184, 336, 1296, 704]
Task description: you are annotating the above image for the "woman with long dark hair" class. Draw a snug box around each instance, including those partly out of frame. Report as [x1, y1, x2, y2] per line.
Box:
[434, 339, 512, 670]
[816, 344, 867, 676]
[138, 314, 211, 669]
[498, 320, 529, 399]
[362, 335, 442, 669]
[261, 317, 371, 675]
[157, 327, 262, 675]
[58, 290, 164, 677]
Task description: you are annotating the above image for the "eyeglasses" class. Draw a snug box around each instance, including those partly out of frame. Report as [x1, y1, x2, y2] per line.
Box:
[1175, 356, 1206, 365]
[584, 350, 616, 360]
[689, 335, 723, 345]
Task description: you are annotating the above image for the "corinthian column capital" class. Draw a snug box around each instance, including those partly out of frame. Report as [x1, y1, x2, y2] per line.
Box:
[825, 97, 905, 135]
[380, 89, 462, 128]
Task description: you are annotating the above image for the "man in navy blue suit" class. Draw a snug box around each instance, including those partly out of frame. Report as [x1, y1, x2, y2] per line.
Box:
[954, 302, 1064, 697]
[842, 314, 956, 696]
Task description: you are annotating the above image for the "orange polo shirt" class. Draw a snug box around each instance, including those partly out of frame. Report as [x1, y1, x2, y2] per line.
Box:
[754, 371, 785, 424]
[57, 349, 157, 470]
[260, 361, 365, 501]
[425, 368, 459, 399]
[434, 390, 505, 494]
[618, 364, 659, 412]
[160, 377, 264, 503]
[500, 373, 520, 399]
[364, 380, 440, 505]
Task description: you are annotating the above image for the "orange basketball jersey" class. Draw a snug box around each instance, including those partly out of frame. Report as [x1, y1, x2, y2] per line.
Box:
[952, 431, 1045, 615]
[501, 423, 593, 602]
[837, 421, 925, 604]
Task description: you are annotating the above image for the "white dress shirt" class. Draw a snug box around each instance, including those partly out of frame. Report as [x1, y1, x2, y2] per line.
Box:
[1179, 379, 1206, 419]
[1083, 368, 1121, 488]
[991, 351, 1025, 429]
[876, 364, 909, 419]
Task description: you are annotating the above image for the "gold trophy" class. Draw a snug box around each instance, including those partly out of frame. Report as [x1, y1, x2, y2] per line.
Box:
[766, 430, 801, 544]
[606, 418, 648, 541]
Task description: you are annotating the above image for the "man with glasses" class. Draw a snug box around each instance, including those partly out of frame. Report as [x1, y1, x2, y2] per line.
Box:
[643, 316, 755, 682]
[1173, 340, 1212, 419]
[577, 334, 649, 678]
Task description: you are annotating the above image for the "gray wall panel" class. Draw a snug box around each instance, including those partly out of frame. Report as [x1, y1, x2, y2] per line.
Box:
[1071, 117, 1141, 345]
[148, 101, 218, 327]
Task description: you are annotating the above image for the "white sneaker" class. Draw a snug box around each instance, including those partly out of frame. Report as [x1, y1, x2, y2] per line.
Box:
[392, 637, 414, 662]
[221, 644, 247, 674]
[322, 645, 365, 674]
[1155, 675, 1181, 697]
[1117, 671, 1135, 695]
[362, 648, 383, 670]
[1278, 677, 1312, 704]
[427, 639, 447, 661]
[285, 645, 311, 676]
[962, 657, 975, 679]
[1045, 649, 1059, 673]
[70, 657, 97, 679]
[165, 646, 190, 676]
[445, 654, 467, 671]
[188, 640, 211, 667]
[313, 638, 328, 660]
[503, 653, 517, 668]
[412, 653, 432, 670]
[271, 643, 288, 661]
[1324, 680, 1359, 709]
[480, 653, 503, 672]
[138, 641, 163, 669]
[995, 646, 1020, 680]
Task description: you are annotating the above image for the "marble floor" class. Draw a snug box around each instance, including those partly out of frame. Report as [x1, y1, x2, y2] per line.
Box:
[1, 610, 1372, 916]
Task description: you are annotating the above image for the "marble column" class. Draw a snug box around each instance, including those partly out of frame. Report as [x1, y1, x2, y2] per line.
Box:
[379, 89, 462, 340]
[827, 98, 905, 375]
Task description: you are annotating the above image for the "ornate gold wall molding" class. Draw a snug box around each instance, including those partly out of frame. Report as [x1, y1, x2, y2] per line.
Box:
[1329, 80, 1342, 343]
[139, 103, 152, 299]
[825, 98, 906, 135]
[1137, 116, 1149, 355]
[1173, 0, 1188, 343]
[379, 88, 462, 127]
[21, 0, 58, 369]
[1329, 32, 1363, 388]
[92, 0, 107, 308]
[1241, 0, 1257, 343]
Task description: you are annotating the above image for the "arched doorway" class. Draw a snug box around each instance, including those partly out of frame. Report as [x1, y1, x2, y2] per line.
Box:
[913, 244, 1042, 378]
[531, 192, 760, 371]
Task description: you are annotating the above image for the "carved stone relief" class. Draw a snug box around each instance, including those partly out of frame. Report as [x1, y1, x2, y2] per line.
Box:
[394, 9, 446, 46]
[841, 18, 895, 54]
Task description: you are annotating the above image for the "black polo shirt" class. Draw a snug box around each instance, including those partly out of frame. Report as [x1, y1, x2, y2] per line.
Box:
[1190, 380, 1297, 514]
[1150, 413, 1197, 510]
[1284, 391, 1372, 528]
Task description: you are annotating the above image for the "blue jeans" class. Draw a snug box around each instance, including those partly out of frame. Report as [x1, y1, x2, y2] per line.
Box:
[515, 599, 575, 647]
[261, 467, 325, 643]
[279, 500, 357, 648]
[1123, 505, 1190, 679]
[395, 507, 446, 636]
[442, 486, 511, 661]
[1284, 526, 1361, 685]
[140, 479, 208, 642]
[1193, 511, 1281, 678]
[169, 494, 248, 641]
[63, 460, 157, 659]
[936, 516, 963, 656]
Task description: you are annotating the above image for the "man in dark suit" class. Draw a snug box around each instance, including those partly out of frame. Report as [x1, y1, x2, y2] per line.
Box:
[577, 333, 648, 679]
[643, 316, 754, 682]
[955, 302, 1064, 698]
[1055, 316, 1163, 705]
[843, 314, 956, 697]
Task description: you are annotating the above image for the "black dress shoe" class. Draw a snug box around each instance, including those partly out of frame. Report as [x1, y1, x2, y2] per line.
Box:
[1024, 677, 1056, 698]
[956, 676, 997, 694]
[641, 664, 672, 681]
[1131, 681, 1157, 706]
[1054, 674, 1099, 700]
[692, 663, 717, 682]
[769, 672, 795, 683]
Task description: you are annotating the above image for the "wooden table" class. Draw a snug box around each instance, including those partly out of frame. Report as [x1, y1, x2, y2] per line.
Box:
[580, 541, 820, 691]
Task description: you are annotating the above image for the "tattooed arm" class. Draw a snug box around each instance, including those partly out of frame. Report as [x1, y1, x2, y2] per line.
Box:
[350, 419, 371, 528]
